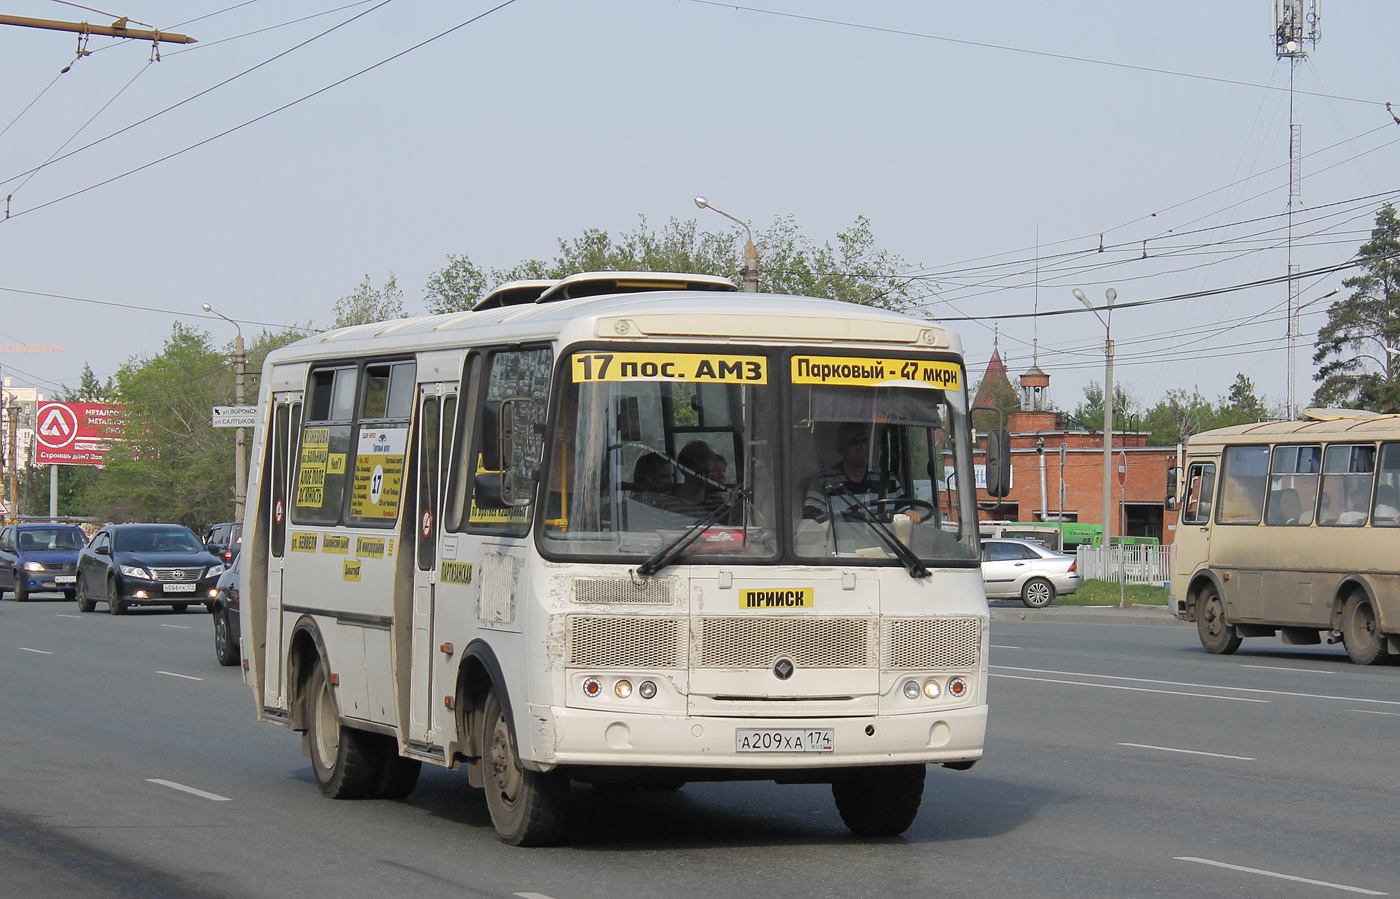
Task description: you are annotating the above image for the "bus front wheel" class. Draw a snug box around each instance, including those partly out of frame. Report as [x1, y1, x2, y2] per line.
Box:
[1196, 586, 1241, 655]
[481, 686, 568, 846]
[1341, 593, 1387, 666]
[306, 663, 377, 799]
[831, 764, 925, 837]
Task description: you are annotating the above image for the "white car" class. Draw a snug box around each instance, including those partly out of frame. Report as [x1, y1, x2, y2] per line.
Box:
[980, 538, 1080, 608]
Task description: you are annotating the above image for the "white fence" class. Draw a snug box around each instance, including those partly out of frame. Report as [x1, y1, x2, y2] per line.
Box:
[1075, 544, 1173, 585]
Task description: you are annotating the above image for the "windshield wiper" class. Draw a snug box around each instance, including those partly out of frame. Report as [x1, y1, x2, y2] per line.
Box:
[635, 488, 749, 577]
[827, 483, 930, 579]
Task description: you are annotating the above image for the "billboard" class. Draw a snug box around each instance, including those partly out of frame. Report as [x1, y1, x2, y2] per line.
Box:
[33, 402, 119, 466]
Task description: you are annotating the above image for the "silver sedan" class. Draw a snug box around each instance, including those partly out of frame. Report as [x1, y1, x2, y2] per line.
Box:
[980, 538, 1081, 608]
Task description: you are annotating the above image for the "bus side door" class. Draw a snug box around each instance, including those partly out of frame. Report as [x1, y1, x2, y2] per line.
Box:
[1174, 460, 1215, 588]
[408, 384, 455, 746]
[265, 395, 301, 712]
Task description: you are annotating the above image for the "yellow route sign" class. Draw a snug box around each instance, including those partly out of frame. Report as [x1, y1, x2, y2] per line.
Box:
[572, 352, 766, 384]
[791, 355, 961, 391]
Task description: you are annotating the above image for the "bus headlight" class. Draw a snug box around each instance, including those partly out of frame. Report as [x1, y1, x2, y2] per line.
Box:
[923, 679, 942, 699]
[902, 680, 921, 700]
[582, 677, 602, 698]
[948, 677, 969, 698]
[614, 679, 632, 699]
[638, 680, 657, 700]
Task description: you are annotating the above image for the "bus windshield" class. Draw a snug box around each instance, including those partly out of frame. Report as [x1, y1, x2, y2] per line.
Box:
[540, 347, 979, 566]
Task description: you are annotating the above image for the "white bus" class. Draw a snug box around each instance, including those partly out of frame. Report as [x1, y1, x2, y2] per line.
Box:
[241, 272, 1002, 844]
[1170, 410, 1400, 665]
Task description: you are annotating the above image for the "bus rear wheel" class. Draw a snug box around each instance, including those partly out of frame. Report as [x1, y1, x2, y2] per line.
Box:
[831, 764, 926, 837]
[1195, 586, 1241, 655]
[481, 686, 568, 845]
[306, 663, 377, 799]
[369, 737, 422, 800]
[1341, 593, 1387, 666]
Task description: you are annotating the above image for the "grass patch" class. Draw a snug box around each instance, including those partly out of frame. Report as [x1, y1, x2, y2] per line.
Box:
[1061, 579, 1169, 606]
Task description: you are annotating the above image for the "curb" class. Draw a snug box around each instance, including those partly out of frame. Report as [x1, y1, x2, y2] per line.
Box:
[988, 604, 1186, 626]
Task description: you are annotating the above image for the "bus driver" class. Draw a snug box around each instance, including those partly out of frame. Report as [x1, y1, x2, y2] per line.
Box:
[803, 422, 923, 524]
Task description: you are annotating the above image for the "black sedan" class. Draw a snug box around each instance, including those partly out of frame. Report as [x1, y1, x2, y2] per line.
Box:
[76, 523, 225, 615]
[211, 552, 241, 666]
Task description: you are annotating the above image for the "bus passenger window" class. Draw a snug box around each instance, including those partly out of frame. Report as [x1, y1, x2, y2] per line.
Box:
[1181, 463, 1215, 525]
[1217, 445, 1268, 524]
[465, 348, 552, 535]
[1374, 443, 1400, 526]
[1266, 445, 1319, 526]
[1320, 444, 1375, 527]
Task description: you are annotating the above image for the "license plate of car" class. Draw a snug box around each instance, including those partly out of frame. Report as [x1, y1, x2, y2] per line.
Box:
[163, 583, 197, 593]
[55, 575, 76, 584]
[735, 729, 834, 753]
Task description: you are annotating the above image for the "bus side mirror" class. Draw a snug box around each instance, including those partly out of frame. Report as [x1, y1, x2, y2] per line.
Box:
[474, 398, 537, 508]
[1165, 467, 1179, 511]
[985, 429, 1011, 498]
[479, 401, 504, 472]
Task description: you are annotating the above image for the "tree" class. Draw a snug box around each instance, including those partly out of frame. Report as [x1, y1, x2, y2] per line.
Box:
[1217, 373, 1266, 426]
[333, 273, 407, 328]
[1143, 388, 1215, 446]
[421, 215, 922, 312]
[1312, 204, 1400, 412]
[1071, 381, 1136, 433]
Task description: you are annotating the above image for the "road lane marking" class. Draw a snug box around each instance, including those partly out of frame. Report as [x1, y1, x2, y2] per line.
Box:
[1175, 857, 1387, 895]
[1349, 709, 1400, 717]
[1240, 663, 1333, 674]
[55, 614, 81, 619]
[147, 779, 230, 802]
[156, 670, 203, 681]
[160, 624, 190, 630]
[1118, 742, 1254, 760]
[989, 672, 1269, 702]
[991, 644, 1021, 649]
[515, 894, 559, 899]
[19, 647, 53, 655]
[994, 665, 1400, 706]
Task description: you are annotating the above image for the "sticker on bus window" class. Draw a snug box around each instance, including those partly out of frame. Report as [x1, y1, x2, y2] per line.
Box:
[468, 503, 529, 525]
[296, 427, 331, 508]
[322, 534, 350, 554]
[790, 356, 961, 391]
[290, 532, 318, 553]
[741, 587, 814, 609]
[441, 561, 474, 585]
[571, 352, 767, 384]
[349, 428, 407, 520]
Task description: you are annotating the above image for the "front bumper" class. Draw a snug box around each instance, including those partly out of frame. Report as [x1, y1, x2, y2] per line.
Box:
[530, 703, 987, 769]
[18, 573, 77, 592]
[119, 577, 219, 604]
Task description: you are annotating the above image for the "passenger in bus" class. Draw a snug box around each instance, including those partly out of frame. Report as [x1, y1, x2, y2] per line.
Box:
[1374, 485, 1400, 523]
[648, 441, 727, 518]
[803, 422, 922, 524]
[1337, 489, 1372, 525]
[1268, 488, 1303, 526]
[631, 452, 675, 498]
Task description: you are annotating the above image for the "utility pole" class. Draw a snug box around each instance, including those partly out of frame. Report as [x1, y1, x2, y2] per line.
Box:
[0, 14, 195, 44]
[0, 346, 62, 520]
[1275, 0, 1321, 419]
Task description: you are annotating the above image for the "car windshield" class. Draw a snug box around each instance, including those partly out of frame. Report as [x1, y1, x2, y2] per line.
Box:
[17, 528, 86, 551]
[115, 528, 202, 553]
[540, 346, 980, 567]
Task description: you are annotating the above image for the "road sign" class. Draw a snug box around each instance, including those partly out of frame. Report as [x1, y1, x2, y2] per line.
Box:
[34, 402, 118, 466]
[1117, 451, 1127, 487]
[212, 405, 258, 428]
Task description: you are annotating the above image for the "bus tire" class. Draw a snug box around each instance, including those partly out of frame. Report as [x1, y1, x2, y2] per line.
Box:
[1021, 577, 1054, 608]
[370, 739, 422, 800]
[1195, 586, 1241, 655]
[1341, 593, 1386, 666]
[831, 764, 925, 837]
[75, 577, 95, 613]
[307, 663, 377, 799]
[482, 686, 568, 846]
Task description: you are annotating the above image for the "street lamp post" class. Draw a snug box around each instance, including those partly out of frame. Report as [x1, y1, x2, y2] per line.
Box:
[202, 303, 247, 521]
[694, 196, 758, 292]
[1074, 287, 1116, 545]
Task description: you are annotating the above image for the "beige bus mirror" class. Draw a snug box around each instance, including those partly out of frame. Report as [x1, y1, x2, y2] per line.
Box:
[985, 429, 1012, 498]
[1165, 466, 1179, 510]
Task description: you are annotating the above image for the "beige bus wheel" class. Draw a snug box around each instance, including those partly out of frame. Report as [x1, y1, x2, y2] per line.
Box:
[831, 764, 926, 836]
[306, 663, 378, 799]
[1341, 593, 1387, 666]
[1196, 586, 1241, 655]
[481, 686, 568, 845]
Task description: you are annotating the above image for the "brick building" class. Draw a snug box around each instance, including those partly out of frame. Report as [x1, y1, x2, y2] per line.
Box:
[969, 356, 1180, 544]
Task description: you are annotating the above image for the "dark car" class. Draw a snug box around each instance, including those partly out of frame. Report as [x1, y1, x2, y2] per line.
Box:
[203, 521, 242, 564]
[75, 523, 225, 615]
[0, 523, 88, 602]
[211, 551, 241, 666]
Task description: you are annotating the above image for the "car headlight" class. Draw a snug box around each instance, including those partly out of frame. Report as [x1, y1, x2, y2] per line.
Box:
[119, 565, 152, 579]
[206, 563, 226, 578]
[22, 560, 44, 572]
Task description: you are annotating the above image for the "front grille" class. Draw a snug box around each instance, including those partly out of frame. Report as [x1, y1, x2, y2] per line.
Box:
[33, 562, 76, 573]
[693, 616, 875, 669]
[149, 567, 204, 582]
[567, 616, 686, 668]
[573, 577, 676, 605]
[882, 617, 981, 669]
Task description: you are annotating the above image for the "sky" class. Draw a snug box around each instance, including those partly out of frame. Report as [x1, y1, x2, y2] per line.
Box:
[1, 0, 1397, 417]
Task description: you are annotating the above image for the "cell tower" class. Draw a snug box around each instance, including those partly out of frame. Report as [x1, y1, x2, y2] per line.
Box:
[1275, 0, 1321, 419]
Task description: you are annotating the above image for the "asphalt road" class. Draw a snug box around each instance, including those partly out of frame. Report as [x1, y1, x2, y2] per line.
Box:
[1, 595, 1396, 899]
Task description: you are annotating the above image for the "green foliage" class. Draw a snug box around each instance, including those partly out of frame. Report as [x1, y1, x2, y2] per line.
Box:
[1140, 374, 1273, 445]
[333, 273, 407, 328]
[970, 374, 1021, 433]
[420, 215, 921, 312]
[1312, 204, 1400, 412]
[1071, 381, 1136, 433]
[61, 363, 114, 401]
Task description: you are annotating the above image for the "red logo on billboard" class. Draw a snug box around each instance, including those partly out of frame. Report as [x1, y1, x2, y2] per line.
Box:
[33, 402, 119, 466]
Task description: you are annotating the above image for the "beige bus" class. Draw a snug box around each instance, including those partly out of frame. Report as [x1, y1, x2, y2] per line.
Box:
[240, 272, 1004, 845]
[1170, 410, 1400, 664]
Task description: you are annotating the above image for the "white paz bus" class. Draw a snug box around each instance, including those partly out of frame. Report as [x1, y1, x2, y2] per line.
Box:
[241, 272, 1006, 844]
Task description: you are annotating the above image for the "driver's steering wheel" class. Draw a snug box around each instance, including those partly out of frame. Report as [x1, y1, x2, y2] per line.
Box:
[845, 498, 938, 523]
